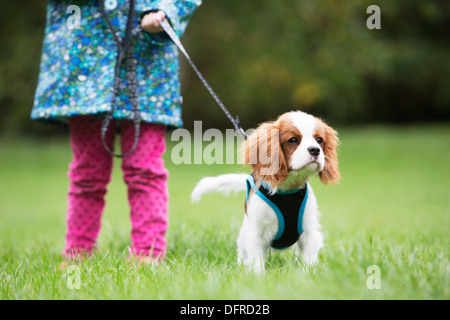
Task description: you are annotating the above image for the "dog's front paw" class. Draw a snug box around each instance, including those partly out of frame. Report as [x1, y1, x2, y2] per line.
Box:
[242, 258, 266, 274]
[295, 254, 317, 268]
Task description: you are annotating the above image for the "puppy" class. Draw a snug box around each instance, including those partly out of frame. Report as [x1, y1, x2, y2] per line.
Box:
[191, 111, 340, 273]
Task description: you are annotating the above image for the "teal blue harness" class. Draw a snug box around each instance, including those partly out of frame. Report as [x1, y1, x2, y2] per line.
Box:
[245, 174, 309, 250]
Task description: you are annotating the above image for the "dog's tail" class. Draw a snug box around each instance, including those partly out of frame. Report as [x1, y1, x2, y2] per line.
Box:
[191, 173, 248, 203]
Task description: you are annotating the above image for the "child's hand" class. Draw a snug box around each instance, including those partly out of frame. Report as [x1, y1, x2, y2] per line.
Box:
[141, 11, 166, 33]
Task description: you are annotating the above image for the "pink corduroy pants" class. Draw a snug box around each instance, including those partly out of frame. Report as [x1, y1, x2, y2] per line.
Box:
[64, 115, 168, 259]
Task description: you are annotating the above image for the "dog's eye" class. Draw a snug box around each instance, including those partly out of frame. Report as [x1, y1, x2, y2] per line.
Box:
[316, 137, 324, 144]
[288, 137, 299, 144]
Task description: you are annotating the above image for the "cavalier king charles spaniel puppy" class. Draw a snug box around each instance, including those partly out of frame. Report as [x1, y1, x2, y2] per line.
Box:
[191, 111, 340, 273]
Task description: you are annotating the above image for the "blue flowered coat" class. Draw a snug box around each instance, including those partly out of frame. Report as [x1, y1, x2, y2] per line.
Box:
[31, 0, 201, 128]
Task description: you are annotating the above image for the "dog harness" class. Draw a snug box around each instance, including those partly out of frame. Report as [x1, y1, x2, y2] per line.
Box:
[246, 174, 309, 250]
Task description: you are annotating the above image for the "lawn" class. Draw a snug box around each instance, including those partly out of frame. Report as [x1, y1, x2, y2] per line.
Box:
[0, 125, 448, 300]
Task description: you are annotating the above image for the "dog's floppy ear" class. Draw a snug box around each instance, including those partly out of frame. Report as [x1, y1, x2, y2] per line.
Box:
[317, 120, 340, 185]
[242, 121, 288, 186]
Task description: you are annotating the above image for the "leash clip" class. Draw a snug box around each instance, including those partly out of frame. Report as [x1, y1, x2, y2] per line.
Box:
[234, 115, 248, 140]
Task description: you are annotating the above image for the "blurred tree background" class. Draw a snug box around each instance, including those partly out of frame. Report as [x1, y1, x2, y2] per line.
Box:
[0, 0, 449, 136]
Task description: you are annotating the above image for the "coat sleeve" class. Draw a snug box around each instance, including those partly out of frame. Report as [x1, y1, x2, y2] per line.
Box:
[137, 0, 202, 42]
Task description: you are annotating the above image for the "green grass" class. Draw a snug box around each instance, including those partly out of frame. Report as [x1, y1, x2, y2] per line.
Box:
[0, 125, 449, 299]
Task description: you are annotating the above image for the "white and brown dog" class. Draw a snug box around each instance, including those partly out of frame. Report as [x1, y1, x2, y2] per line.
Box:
[191, 111, 340, 273]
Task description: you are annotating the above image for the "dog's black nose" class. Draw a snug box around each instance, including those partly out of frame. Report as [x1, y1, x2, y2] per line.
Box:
[308, 146, 320, 156]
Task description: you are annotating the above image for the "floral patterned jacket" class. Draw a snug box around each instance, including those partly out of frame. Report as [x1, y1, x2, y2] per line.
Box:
[31, 0, 201, 128]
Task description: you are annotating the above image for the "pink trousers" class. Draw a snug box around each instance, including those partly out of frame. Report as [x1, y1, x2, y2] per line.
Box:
[64, 115, 168, 259]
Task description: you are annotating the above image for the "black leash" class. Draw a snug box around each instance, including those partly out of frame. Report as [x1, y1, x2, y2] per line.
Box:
[159, 19, 248, 140]
[99, 0, 140, 158]
[99, 4, 248, 158]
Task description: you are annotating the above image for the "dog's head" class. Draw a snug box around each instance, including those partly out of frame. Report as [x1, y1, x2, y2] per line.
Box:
[242, 111, 340, 188]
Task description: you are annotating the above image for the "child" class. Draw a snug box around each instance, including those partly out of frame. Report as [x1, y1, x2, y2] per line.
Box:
[31, 0, 201, 262]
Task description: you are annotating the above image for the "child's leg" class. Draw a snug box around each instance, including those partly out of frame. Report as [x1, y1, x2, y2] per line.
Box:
[64, 115, 115, 259]
[120, 121, 168, 259]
